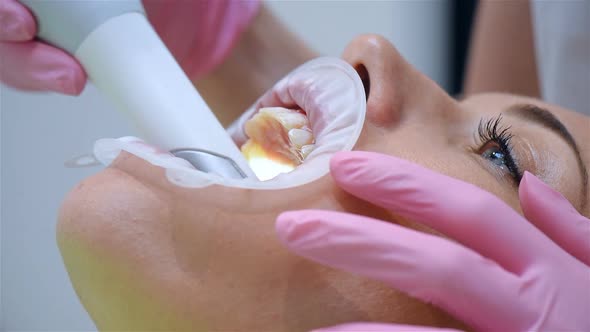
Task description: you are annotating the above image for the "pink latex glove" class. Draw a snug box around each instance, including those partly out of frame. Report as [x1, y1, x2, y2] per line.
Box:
[0, 0, 259, 95]
[276, 151, 590, 332]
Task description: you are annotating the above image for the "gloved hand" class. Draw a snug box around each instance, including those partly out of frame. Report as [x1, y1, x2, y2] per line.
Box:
[276, 151, 590, 332]
[0, 0, 259, 95]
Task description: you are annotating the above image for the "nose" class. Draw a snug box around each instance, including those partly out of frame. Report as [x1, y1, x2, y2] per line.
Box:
[342, 34, 455, 127]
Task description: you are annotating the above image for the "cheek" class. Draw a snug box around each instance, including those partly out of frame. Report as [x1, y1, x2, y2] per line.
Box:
[61, 155, 466, 330]
[354, 125, 522, 213]
[354, 123, 457, 174]
[163, 182, 462, 329]
[530, 140, 581, 208]
[410, 150, 518, 211]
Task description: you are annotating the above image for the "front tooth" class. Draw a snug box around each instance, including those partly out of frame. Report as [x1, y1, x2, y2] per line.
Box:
[288, 128, 314, 147]
[300, 144, 315, 159]
[259, 107, 307, 130]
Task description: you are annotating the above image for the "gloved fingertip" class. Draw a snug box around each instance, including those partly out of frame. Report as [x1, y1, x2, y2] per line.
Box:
[310, 325, 358, 332]
[329, 151, 372, 180]
[329, 151, 353, 171]
[2, 21, 32, 41]
[0, 0, 36, 41]
[520, 171, 565, 206]
[51, 68, 87, 96]
[521, 171, 545, 189]
[17, 11, 36, 40]
[275, 211, 295, 234]
[69, 68, 87, 95]
[276, 210, 328, 249]
[519, 171, 581, 222]
[275, 211, 307, 246]
[330, 151, 402, 176]
[330, 150, 380, 165]
[310, 322, 452, 332]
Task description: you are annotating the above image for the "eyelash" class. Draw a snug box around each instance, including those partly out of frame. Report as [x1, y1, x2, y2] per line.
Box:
[477, 115, 523, 183]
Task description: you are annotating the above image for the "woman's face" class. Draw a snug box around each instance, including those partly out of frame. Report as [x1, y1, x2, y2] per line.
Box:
[58, 35, 589, 331]
[341, 35, 588, 215]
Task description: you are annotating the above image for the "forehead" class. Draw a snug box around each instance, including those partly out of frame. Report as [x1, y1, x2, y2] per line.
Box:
[461, 93, 590, 212]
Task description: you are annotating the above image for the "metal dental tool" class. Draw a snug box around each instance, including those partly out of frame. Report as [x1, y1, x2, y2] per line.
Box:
[21, 0, 255, 179]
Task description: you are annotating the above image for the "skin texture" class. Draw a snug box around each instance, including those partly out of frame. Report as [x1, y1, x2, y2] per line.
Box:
[57, 35, 590, 331]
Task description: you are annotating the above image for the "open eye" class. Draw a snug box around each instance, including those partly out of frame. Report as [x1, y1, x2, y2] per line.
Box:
[478, 140, 522, 184]
[481, 142, 509, 170]
[477, 116, 523, 183]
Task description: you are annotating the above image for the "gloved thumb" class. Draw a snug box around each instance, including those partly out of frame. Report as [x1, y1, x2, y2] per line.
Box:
[311, 322, 464, 332]
[519, 171, 590, 265]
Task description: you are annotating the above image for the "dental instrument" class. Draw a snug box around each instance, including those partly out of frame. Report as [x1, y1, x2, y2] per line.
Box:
[92, 57, 367, 189]
[19, 0, 254, 179]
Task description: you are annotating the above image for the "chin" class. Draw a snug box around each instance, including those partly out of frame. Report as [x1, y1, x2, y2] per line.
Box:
[57, 152, 467, 331]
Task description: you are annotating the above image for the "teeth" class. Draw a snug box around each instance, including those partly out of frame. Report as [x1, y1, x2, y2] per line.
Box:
[288, 128, 314, 148]
[241, 107, 316, 180]
[300, 144, 315, 159]
[259, 107, 308, 130]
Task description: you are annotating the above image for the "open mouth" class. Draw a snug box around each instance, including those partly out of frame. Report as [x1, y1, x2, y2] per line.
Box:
[241, 107, 316, 181]
[87, 57, 367, 189]
[219, 57, 367, 189]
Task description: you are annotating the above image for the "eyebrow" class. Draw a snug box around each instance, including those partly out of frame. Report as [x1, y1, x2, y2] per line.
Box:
[507, 104, 588, 208]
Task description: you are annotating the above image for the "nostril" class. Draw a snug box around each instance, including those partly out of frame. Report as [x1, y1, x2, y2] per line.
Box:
[354, 64, 370, 101]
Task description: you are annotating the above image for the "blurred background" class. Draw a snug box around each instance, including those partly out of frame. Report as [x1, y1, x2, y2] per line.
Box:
[0, 1, 476, 330]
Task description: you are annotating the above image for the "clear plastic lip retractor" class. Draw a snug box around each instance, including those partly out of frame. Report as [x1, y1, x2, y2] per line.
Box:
[86, 56, 367, 189]
[170, 149, 248, 179]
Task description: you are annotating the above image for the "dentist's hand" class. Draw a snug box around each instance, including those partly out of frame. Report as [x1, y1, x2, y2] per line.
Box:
[0, 0, 259, 95]
[276, 151, 590, 332]
[0, 0, 86, 94]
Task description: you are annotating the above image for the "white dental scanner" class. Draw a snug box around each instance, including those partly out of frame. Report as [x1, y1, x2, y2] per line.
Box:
[20, 0, 256, 179]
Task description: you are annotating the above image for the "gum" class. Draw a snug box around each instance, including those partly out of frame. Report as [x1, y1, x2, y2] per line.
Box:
[241, 107, 316, 181]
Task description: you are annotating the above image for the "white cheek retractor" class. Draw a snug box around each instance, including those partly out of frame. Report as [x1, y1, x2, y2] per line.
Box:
[21, 0, 255, 179]
[93, 57, 367, 189]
